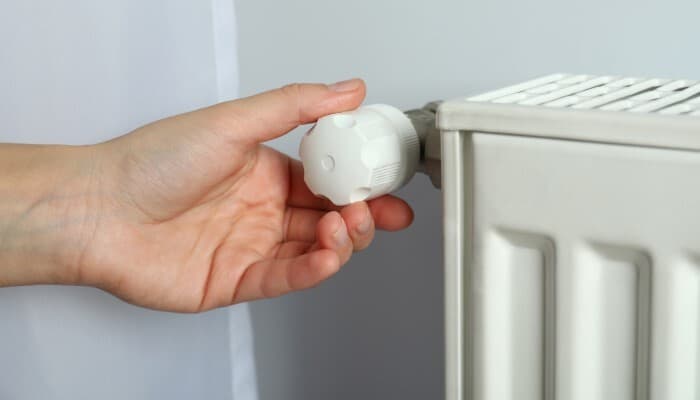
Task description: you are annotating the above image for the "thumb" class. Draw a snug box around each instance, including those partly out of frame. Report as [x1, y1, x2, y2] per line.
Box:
[204, 79, 366, 143]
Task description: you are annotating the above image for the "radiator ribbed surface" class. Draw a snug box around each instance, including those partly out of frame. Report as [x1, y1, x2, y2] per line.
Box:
[445, 131, 700, 400]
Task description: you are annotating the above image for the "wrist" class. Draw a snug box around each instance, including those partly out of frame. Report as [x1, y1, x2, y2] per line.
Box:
[0, 143, 104, 287]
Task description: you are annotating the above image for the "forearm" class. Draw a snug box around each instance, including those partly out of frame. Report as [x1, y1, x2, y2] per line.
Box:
[0, 143, 100, 287]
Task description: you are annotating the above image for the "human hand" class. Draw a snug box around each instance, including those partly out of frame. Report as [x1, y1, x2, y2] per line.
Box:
[0, 79, 413, 312]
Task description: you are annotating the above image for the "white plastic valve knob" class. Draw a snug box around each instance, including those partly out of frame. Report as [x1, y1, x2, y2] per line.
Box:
[299, 104, 420, 205]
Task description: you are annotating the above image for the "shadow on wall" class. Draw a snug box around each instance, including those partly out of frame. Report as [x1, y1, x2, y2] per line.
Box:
[249, 175, 444, 400]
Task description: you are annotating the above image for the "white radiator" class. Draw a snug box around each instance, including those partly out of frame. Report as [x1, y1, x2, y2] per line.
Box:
[299, 73, 700, 400]
[442, 74, 700, 400]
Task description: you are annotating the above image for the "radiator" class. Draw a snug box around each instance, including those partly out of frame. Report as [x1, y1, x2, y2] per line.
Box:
[442, 74, 700, 400]
[300, 74, 700, 400]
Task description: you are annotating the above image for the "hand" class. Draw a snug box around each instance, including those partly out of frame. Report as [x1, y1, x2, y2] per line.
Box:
[28, 79, 413, 312]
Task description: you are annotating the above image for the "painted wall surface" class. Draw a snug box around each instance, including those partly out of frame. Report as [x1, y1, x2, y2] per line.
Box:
[236, 0, 699, 399]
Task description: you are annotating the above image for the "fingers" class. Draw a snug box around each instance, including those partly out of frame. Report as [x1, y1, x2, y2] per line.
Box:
[367, 196, 414, 231]
[234, 212, 353, 302]
[205, 79, 366, 143]
[235, 249, 341, 302]
[234, 203, 393, 303]
[339, 202, 375, 251]
[287, 158, 415, 232]
[313, 211, 354, 265]
[284, 203, 375, 251]
[283, 207, 324, 242]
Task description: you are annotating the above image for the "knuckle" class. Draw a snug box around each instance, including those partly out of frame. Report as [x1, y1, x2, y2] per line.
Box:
[353, 235, 374, 252]
[280, 82, 303, 99]
[280, 83, 304, 123]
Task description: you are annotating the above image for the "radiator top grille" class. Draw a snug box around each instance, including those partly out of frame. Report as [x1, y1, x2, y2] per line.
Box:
[467, 74, 700, 117]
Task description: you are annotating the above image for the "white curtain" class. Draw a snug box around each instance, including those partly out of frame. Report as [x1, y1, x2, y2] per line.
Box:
[0, 1, 257, 398]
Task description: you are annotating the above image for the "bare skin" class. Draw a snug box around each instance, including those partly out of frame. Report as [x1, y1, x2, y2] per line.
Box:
[0, 79, 413, 312]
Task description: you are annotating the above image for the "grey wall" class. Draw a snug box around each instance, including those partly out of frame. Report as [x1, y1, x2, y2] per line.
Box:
[235, 0, 700, 398]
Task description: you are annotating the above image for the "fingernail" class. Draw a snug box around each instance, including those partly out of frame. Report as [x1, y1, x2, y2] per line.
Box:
[333, 222, 350, 247]
[328, 78, 360, 93]
[355, 212, 372, 235]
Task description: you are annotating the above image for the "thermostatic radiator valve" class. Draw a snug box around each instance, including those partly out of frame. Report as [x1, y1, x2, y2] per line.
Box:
[299, 102, 441, 205]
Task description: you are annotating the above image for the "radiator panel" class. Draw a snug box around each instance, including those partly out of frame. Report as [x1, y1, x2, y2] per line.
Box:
[652, 256, 700, 399]
[567, 244, 651, 400]
[444, 131, 700, 400]
[475, 231, 554, 400]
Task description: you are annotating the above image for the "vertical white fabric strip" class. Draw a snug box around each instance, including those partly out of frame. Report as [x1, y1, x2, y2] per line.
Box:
[0, 2, 249, 399]
[212, 0, 239, 102]
[210, 1, 259, 399]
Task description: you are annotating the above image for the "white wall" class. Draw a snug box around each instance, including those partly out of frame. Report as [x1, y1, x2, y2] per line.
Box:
[235, 0, 700, 398]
